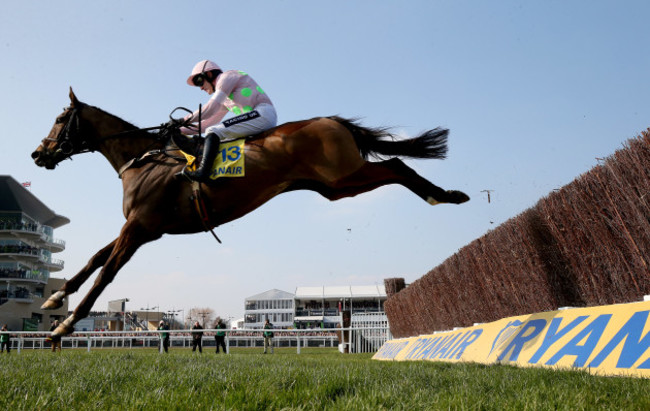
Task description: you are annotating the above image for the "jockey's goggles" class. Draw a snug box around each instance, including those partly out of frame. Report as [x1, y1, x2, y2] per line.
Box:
[192, 74, 206, 87]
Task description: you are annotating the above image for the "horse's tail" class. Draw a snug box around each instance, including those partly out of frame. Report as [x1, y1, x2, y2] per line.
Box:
[330, 116, 448, 161]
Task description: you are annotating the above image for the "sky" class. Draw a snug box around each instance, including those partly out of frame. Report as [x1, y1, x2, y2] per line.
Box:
[1, 1, 649, 322]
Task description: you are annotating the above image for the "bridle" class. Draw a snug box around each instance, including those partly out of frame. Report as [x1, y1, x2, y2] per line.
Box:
[43, 104, 191, 163]
[43, 104, 91, 157]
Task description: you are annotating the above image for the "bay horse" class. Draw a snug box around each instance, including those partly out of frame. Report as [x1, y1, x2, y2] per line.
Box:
[32, 89, 469, 337]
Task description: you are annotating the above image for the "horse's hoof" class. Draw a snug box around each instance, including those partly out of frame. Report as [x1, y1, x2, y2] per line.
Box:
[53, 323, 74, 338]
[446, 190, 470, 204]
[41, 299, 63, 310]
[426, 190, 470, 205]
[41, 291, 65, 310]
[52, 314, 78, 338]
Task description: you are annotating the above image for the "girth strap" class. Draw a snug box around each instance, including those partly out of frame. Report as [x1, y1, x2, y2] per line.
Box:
[190, 181, 222, 244]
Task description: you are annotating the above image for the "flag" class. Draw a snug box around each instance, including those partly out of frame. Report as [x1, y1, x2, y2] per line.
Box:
[22, 181, 31, 188]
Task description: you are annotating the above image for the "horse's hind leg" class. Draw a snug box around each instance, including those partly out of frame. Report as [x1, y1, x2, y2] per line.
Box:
[41, 239, 117, 310]
[320, 158, 469, 204]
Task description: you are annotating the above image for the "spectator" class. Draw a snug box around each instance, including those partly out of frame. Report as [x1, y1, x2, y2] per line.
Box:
[49, 320, 62, 353]
[214, 318, 227, 354]
[158, 320, 170, 353]
[263, 319, 274, 354]
[191, 321, 203, 353]
[0, 324, 10, 353]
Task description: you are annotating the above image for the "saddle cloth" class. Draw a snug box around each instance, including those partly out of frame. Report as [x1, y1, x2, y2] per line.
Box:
[180, 139, 246, 180]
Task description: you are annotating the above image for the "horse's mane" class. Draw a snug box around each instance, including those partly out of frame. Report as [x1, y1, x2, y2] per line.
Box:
[85, 103, 140, 131]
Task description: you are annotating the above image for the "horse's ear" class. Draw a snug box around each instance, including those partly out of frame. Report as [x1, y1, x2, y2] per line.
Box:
[69, 87, 81, 107]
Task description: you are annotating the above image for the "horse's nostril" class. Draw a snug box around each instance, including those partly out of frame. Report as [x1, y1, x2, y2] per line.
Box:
[31, 151, 40, 160]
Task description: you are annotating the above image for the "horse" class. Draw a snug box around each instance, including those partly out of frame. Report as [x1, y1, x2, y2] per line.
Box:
[32, 88, 469, 337]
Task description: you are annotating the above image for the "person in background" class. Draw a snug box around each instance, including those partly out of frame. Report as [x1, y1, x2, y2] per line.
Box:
[263, 319, 274, 354]
[158, 320, 170, 353]
[0, 324, 10, 353]
[214, 318, 227, 354]
[191, 321, 204, 354]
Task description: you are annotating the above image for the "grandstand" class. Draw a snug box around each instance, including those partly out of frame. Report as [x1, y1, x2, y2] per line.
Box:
[243, 285, 388, 330]
[0, 175, 70, 331]
[294, 285, 387, 330]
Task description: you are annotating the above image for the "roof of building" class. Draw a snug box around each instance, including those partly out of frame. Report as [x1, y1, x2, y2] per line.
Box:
[245, 288, 295, 301]
[294, 285, 387, 299]
[0, 176, 70, 228]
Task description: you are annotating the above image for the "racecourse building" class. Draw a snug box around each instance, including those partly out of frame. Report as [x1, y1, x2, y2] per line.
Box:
[0, 176, 70, 331]
[293, 285, 387, 329]
[244, 284, 387, 329]
[244, 289, 295, 328]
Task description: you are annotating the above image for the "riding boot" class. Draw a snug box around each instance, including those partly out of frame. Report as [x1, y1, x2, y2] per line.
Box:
[183, 133, 220, 182]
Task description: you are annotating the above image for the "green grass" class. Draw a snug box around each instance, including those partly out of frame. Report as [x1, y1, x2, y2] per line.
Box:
[0, 348, 648, 410]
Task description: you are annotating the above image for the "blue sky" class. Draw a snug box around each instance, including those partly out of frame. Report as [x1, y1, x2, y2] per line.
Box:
[1, 1, 649, 321]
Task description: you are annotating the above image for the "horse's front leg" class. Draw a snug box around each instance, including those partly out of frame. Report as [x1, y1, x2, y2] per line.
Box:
[53, 221, 159, 338]
[41, 239, 117, 310]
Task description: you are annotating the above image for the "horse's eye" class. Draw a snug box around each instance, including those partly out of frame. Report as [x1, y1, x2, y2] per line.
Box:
[56, 117, 65, 124]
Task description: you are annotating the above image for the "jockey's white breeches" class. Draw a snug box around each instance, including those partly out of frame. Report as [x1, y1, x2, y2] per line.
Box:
[207, 103, 277, 140]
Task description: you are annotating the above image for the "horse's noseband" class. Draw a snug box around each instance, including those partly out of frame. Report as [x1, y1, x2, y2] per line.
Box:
[58, 140, 74, 156]
[44, 105, 94, 159]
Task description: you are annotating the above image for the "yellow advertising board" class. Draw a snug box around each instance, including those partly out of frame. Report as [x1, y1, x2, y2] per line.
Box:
[373, 300, 650, 378]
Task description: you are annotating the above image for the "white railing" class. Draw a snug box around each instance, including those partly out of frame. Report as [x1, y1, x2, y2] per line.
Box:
[42, 236, 66, 250]
[39, 256, 64, 269]
[3, 327, 391, 354]
[350, 312, 391, 353]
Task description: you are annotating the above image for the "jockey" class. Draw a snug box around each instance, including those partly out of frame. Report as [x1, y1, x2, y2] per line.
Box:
[179, 59, 277, 182]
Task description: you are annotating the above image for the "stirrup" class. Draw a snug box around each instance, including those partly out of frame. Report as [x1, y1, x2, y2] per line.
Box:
[175, 166, 206, 182]
[179, 165, 213, 183]
[175, 166, 192, 181]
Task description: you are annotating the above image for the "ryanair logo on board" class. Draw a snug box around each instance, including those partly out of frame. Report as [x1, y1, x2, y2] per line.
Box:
[374, 300, 650, 378]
